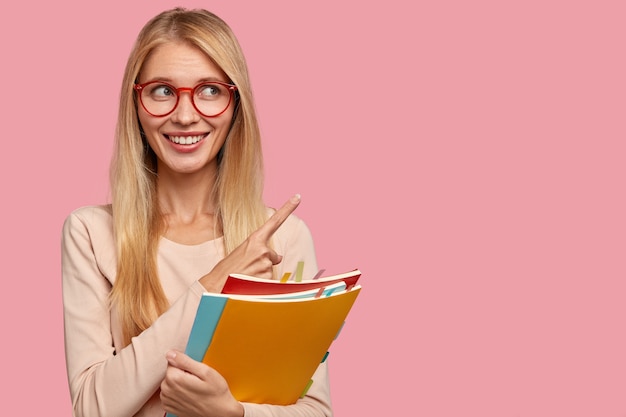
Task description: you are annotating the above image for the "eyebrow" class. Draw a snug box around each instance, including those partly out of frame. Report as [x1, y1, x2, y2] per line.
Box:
[142, 76, 229, 85]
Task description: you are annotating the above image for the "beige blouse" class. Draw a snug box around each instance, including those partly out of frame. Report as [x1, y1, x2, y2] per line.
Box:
[62, 205, 332, 417]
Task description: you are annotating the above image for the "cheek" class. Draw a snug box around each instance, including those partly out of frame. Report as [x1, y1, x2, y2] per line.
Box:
[218, 107, 236, 131]
[137, 110, 159, 136]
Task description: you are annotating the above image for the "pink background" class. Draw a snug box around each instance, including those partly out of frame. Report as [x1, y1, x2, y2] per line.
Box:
[2, 0, 625, 415]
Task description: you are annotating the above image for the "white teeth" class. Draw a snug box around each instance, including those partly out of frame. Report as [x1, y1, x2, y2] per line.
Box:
[168, 135, 204, 144]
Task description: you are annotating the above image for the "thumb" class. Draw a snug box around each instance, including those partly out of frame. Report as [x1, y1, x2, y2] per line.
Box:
[166, 350, 204, 376]
[270, 252, 283, 266]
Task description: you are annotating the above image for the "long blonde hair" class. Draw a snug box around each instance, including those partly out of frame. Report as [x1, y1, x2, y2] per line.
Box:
[109, 8, 267, 345]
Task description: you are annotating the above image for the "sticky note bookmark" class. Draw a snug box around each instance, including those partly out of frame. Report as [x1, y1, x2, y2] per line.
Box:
[300, 379, 314, 398]
[312, 269, 326, 280]
[294, 261, 304, 282]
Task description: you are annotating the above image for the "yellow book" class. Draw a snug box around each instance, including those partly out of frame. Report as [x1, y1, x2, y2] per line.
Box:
[181, 278, 361, 406]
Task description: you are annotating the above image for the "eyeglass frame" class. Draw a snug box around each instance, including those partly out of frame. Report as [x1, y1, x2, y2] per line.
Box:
[133, 80, 238, 118]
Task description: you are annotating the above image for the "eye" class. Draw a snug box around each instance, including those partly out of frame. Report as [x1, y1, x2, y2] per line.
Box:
[196, 83, 224, 100]
[148, 84, 176, 100]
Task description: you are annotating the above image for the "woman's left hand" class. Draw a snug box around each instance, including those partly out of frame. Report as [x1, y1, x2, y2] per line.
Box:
[160, 350, 244, 417]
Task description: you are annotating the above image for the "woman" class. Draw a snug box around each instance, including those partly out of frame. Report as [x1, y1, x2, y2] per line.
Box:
[62, 8, 331, 417]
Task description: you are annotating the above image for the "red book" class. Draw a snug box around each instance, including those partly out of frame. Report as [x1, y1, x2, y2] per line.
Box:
[221, 268, 361, 296]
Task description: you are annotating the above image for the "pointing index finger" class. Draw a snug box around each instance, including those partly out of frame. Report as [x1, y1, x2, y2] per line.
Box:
[256, 194, 301, 241]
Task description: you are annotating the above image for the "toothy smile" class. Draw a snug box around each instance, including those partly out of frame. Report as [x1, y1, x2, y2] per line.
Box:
[166, 134, 207, 145]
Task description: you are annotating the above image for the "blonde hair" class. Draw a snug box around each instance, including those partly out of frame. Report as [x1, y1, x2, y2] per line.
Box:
[110, 8, 267, 345]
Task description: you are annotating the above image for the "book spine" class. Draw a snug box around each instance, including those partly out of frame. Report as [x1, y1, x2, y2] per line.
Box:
[185, 295, 228, 361]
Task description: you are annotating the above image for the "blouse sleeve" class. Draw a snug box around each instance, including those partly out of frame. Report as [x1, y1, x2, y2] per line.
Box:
[62, 208, 203, 417]
[62, 207, 333, 417]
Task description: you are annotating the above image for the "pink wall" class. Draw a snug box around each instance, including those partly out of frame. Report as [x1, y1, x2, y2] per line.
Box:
[2, 0, 625, 416]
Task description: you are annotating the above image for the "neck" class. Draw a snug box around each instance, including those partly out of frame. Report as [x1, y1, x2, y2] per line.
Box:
[157, 165, 218, 222]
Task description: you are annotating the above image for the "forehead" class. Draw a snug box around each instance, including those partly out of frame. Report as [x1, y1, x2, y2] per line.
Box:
[139, 41, 228, 84]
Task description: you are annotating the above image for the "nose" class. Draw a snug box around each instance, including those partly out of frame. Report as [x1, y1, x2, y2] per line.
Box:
[170, 90, 200, 125]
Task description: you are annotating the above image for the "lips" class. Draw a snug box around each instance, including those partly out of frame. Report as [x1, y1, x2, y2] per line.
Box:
[166, 134, 207, 145]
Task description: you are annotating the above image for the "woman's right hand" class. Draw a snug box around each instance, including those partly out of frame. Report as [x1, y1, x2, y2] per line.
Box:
[161, 350, 244, 417]
[198, 194, 301, 292]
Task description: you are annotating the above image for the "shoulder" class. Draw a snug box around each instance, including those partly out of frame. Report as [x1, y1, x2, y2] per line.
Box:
[265, 206, 319, 277]
[63, 205, 113, 236]
[62, 204, 117, 279]
[62, 205, 115, 259]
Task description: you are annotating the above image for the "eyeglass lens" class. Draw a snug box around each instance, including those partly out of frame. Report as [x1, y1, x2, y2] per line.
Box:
[139, 82, 233, 117]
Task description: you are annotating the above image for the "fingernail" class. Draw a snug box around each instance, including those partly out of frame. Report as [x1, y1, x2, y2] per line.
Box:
[166, 351, 177, 360]
[292, 194, 301, 203]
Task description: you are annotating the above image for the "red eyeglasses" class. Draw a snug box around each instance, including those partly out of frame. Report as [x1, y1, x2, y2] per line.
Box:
[134, 81, 237, 117]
